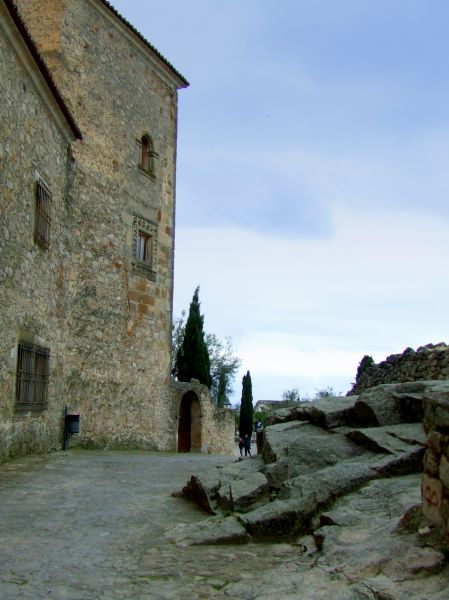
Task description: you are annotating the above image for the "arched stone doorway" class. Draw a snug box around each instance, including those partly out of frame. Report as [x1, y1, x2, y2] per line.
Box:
[178, 391, 202, 452]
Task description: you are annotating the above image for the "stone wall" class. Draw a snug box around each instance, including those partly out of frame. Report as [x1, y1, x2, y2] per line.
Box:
[172, 381, 235, 456]
[422, 392, 449, 540]
[1, 0, 235, 460]
[0, 0, 78, 462]
[15, 0, 185, 450]
[348, 343, 449, 395]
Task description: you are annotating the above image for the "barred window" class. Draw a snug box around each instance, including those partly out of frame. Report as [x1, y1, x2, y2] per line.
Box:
[132, 214, 158, 280]
[34, 180, 52, 249]
[15, 342, 50, 412]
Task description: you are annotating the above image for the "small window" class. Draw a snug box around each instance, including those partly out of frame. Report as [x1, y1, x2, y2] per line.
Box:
[139, 134, 157, 178]
[136, 231, 153, 264]
[132, 214, 158, 280]
[15, 342, 50, 412]
[141, 135, 153, 172]
[34, 179, 52, 249]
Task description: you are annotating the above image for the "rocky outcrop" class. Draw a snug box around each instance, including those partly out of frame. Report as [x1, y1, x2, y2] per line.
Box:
[180, 457, 270, 515]
[265, 395, 359, 429]
[174, 382, 449, 545]
[169, 380, 449, 598]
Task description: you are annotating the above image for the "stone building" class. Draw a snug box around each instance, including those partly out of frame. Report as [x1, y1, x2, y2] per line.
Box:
[0, 0, 81, 460]
[0, 0, 234, 462]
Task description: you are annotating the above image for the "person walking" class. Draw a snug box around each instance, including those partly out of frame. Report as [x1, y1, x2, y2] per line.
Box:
[238, 437, 244, 457]
[254, 421, 264, 454]
[243, 434, 251, 457]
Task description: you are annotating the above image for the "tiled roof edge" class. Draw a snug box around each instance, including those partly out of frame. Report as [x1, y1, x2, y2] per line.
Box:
[4, 0, 82, 140]
[101, 0, 189, 88]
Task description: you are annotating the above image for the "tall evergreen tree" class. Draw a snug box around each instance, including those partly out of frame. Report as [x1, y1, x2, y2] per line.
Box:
[239, 370, 254, 437]
[175, 286, 212, 387]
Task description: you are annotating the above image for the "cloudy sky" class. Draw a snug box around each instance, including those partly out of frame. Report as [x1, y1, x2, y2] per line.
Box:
[113, 0, 449, 402]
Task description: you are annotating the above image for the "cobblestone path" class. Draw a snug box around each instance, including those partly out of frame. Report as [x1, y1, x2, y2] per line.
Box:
[0, 450, 306, 599]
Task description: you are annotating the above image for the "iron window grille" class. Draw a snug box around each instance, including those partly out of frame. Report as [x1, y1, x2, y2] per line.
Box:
[34, 179, 52, 249]
[15, 342, 50, 411]
[132, 214, 158, 280]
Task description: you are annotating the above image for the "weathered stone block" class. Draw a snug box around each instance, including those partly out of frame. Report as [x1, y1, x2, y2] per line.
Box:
[422, 474, 443, 524]
[424, 449, 440, 477]
[428, 430, 444, 454]
[439, 455, 449, 489]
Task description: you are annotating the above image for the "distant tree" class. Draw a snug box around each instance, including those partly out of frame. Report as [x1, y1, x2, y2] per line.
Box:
[234, 403, 240, 430]
[253, 408, 268, 423]
[175, 286, 212, 387]
[355, 355, 375, 382]
[171, 310, 187, 375]
[206, 333, 241, 406]
[239, 370, 254, 437]
[314, 386, 342, 399]
[172, 311, 241, 404]
[281, 388, 301, 403]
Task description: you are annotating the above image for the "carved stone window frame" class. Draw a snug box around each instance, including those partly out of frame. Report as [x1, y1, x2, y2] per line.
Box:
[137, 133, 158, 180]
[131, 214, 158, 280]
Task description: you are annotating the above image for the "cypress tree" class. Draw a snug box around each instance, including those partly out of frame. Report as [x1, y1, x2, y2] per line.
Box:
[239, 370, 254, 437]
[176, 286, 212, 387]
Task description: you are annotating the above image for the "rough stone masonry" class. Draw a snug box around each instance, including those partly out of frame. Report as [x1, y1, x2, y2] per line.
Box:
[422, 389, 449, 541]
[1, 0, 234, 462]
[349, 343, 449, 395]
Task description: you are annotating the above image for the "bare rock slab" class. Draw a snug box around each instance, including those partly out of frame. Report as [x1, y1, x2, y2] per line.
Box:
[166, 515, 250, 546]
[240, 461, 376, 540]
[352, 381, 449, 429]
[265, 395, 359, 429]
[263, 422, 369, 481]
[345, 423, 426, 454]
[314, 476, 447, 598]
[351, 385, 404, 427]
[180, 458, 269, 514]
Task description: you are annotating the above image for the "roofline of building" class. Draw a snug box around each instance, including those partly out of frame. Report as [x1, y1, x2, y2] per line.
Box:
[3, 0, 82, 140]
[101, 0, 189, 89]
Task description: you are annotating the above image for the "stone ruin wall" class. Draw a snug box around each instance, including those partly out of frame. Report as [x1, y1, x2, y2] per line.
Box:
[422, 394, 449, 541]
[349, 343, 449, 396]
[172, 381, 235, 456]
[202, 401, 235, 456]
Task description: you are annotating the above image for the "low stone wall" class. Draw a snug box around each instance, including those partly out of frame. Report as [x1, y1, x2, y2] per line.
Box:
[422, 392, 449, 540]
[349, 343, 449, 395]
[171, 380, 235, 456]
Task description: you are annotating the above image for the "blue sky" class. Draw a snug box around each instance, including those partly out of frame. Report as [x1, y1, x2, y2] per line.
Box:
[113, 1, 449, 401]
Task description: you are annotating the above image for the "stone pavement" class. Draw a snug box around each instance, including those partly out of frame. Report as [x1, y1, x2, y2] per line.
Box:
[0, 450, 301, 600]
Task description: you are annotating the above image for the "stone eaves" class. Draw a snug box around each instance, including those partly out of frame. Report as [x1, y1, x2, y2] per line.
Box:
[3, 0, 82, 140]
[101, 0, 189, 88]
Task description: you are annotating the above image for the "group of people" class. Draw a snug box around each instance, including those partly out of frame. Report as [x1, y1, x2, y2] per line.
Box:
[238, 433, 252, 457]
[238, 420, 264, 457]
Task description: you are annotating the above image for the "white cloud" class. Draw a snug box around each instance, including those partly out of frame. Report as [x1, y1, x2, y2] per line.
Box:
[174, 208, 449, 400]
[238, 333, 361, 378]
[110, 0, 449, 402]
